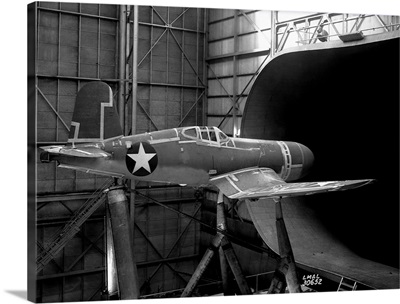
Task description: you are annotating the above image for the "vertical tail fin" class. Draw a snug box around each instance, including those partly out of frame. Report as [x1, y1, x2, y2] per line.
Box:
[68, 82, 123, 143]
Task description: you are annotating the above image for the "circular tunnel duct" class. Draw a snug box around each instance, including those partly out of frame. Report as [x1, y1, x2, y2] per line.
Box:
[241, 31, 400, 281]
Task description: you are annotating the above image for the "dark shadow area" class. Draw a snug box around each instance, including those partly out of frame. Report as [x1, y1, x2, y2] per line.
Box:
[242, 33, 399, 268]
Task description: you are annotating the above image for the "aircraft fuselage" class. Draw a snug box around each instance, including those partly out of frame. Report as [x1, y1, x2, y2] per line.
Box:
[44, 126, 314, 186]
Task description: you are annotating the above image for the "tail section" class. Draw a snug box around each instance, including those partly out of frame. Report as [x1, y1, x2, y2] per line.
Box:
[68, 82, 123, 143]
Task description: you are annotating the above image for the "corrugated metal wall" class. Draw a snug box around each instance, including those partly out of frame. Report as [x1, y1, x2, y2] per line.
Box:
[37, 195, 107, 302]
[36, 3, 118, 301]
[36, 1, 118, 193]
[134, 6, 206, 134]
[133, 186, 201, 296]
[206, 9, 272, 136]
[35, 2, 205, 302]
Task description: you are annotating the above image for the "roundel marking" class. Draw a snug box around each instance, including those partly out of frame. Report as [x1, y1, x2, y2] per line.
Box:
[126, 142, 158, 176]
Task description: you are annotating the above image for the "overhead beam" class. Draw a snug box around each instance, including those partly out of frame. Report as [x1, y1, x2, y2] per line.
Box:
[37, 6, 118, 21]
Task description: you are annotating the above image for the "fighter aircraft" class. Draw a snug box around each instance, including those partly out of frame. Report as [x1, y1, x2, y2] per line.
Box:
[40, 81, 373, 200]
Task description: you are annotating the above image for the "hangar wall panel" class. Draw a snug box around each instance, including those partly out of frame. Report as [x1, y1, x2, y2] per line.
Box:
[134, 6, 206, 135]
[34, 3, 206, 301]
[132, 186, 201, 295]
[206, 9, 272, 136]
[36, 197, 106, 302]
[36, 2, 118, 194]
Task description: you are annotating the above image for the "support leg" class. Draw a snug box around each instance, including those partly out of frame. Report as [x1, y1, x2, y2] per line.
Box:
[217, 192, 251, 295]
[267, 258, 288, 294]
[180, 233, 224, 297]
[217, 192, 236, 295]
[274, 197, 301, 293]
[219, 247, 235, 295]
[105, 209, 119, 298]
[181, 192, 252, 297]
[107, 186, 140, 299]
[220, 237, 252, 295]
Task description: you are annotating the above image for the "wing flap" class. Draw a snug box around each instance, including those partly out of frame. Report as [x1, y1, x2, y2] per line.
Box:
[210, 167, 374, 200]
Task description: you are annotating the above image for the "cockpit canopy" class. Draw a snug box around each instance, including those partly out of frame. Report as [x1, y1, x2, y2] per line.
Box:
[181, 126, 234, 147]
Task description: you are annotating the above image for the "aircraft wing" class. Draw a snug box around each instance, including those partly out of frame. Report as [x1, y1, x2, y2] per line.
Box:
[210, 167, 374, 200]
[40, 145, 111, 160]
[40, 145, 123, 177]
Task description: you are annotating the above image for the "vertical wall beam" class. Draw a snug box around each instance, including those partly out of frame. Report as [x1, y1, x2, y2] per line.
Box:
[271, 11, 277, 58]
[124, 6, 131, 136]
[149, 8, 154, 131]
[195, 8, 199, 125]
[97, 5, 101, 79]
[203, 8, 208, 126]
[130, 5, 139, 271]
[232, 10, 239, 137]
[107, 187, 140, 299]
[118, 5, 127, 129]
[28, 3, 38, 301]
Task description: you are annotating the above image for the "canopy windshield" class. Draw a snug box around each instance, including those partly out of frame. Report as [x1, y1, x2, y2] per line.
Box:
[181, 126, 233, 147]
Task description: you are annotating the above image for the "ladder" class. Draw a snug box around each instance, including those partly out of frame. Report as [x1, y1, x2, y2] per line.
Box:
[36, 179, 113, 273]
[337, 277, 358, 291]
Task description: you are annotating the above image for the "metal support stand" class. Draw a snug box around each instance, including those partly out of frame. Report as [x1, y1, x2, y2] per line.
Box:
[180, 233, 224, 297]
[267, 259, 288, 294]
[217, 192, 235, 296]
[270, 197, 302, 293]
[220, 237, 252, 295]
[107, 186, 140, 299]
[217, 192, 251, 295]
[181, 192, 251, 297]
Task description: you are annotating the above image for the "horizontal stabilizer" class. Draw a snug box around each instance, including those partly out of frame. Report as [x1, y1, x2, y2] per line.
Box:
[210, 167, 374, 200]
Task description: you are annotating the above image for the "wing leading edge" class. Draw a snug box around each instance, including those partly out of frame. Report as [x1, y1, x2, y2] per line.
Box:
[210, 167, 374, 200]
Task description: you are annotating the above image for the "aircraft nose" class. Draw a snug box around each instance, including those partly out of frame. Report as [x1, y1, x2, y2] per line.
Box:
[299, 144, 314, 178]
[282, 141, 314, 181]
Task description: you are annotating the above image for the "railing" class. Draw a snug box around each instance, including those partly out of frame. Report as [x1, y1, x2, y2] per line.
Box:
[274, 13, 400, 52]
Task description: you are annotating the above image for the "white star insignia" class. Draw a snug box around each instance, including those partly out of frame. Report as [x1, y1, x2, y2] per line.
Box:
[127, 143, 157, 174]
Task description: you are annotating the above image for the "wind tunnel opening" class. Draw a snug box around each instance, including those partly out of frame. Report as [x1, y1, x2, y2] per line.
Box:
[242, 33, 399, 268]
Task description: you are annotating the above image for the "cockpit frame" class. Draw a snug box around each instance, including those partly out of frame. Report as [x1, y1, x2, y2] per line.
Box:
[181, 126, 234, 147]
